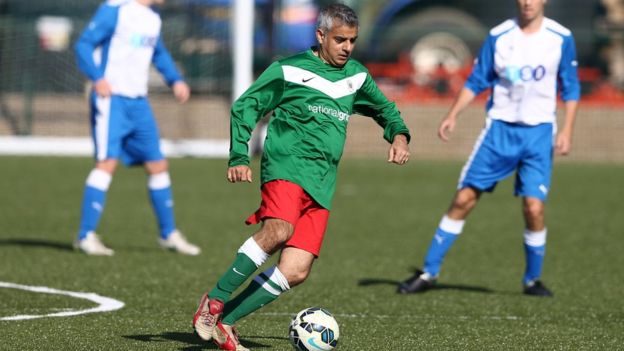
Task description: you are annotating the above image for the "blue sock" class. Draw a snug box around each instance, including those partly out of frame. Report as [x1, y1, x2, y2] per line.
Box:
[523, 229, 547, 284]
[78, 169, 111, 240]
[423, 215, 464, 277]
[148, 172, 176, 239]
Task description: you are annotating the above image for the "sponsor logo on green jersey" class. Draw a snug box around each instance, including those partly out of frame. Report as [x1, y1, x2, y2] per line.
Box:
[307, 104, 350, 122]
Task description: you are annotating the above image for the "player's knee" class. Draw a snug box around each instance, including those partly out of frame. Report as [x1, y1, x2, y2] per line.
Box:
[523, 200, 544, 220]
[95, 159, 118, 174]
[145, 159, 168, 174]
[452, 190, 478, 212]
[283, 268, 311, 287]
[254, 219, 294, 252]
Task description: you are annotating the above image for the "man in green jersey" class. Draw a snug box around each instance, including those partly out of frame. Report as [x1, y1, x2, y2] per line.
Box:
[193, 4, 411, 350]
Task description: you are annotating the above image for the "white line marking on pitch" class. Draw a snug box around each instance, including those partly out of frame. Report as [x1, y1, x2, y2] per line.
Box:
[0, 281, 125, 321]
[257, 312, 522, 320]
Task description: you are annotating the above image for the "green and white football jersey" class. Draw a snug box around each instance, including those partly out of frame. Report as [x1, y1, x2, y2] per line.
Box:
[229, 49, 410, 209]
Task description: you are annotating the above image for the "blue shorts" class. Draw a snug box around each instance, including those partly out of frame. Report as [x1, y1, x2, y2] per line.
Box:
[90, 94, 164, 166]
[458, 118, 554, 201]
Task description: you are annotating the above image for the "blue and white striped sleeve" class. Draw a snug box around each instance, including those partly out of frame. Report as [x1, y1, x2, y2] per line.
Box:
[152, 37, 183, 86]
[465, 34, 497, 95]
[558, 34, 581, 102]
[74, 4, 118, 82]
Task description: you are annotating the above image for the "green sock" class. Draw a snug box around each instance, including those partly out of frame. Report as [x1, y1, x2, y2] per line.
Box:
[221, 279, 281, 325]
[209, 253, 258, 302]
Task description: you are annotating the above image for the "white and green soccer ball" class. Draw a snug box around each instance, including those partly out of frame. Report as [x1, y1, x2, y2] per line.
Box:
[289, 307, 339, 351]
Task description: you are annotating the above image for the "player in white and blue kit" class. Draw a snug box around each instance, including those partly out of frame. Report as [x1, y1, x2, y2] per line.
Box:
[73, 0, 200, 256]
[398, 0, 580, 296]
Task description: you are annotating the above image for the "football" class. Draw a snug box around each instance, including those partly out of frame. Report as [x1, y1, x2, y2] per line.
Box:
[289, 307, 340, 351]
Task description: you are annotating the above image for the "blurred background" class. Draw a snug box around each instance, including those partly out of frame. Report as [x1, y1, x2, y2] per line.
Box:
[1, 0, 623, 162]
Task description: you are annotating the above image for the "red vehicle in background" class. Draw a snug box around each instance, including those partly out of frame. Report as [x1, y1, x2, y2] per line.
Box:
[322, 0, 624, 106]
[85, 0, 624, 103]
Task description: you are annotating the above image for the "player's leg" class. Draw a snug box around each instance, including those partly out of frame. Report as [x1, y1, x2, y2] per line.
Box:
[123, 98, 200, 255]
[75, 159, 118, 255]
[206, 180, 318, 303]
[75, 95, 126, 255]
[144, 159, 175, 238]
[193, 218, 288, 342]
[521, 197, 551, 295]
[211, 219, 290, 303]
[219, 203, 327, 325]
[221, 248, 309, 325]
[213, 203, 327, 350]
[143, 159, 200, 255]
[397, 187, 478, 293]
[516, 122, 553, 297]
[424, 187, 479, 276]
[212, 248, 313, 351]
[194, 180, 305, 341]
[78, 160, 118, 237]
[399, 119, 516, 293]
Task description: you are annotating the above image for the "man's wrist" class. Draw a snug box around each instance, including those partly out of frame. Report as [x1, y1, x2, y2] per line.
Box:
[393, 134, 409, 143]
[228, 156, 250, 168]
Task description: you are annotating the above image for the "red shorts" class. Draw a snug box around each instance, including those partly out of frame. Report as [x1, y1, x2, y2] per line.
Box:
[246, 180, 330, 257]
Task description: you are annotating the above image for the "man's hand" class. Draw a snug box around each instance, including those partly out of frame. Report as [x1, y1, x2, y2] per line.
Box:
[172, 81, 190, 103]
[94, 78, 112, 97]
[438, 115, 457, 141]
[555, 131, 572, 156]
[227, 165, 253, 183]
[388, 134, 410, 165]
[556, 100, 577, 156]
[437, 87, 474, 141]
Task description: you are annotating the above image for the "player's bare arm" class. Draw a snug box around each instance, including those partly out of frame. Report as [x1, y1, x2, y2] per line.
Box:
[438, 87, 476, 141]
[227, 165, 253, 183]
[388, 134, 410, 165]
[556, 100, 578, 156]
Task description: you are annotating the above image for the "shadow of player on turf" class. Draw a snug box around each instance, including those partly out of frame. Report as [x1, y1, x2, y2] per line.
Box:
[358, 274, 494, 294]
[410, 282, 493, 293]
[124, 331, 274, 350]
[0, 238, 73, 251]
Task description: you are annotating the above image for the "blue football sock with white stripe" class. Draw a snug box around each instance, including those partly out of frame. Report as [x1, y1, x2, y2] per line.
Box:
[423, 215, 465, 277]
[78, 169, 112, 240]
[148, 172, 176, 239]
[523, 229, 547, 284]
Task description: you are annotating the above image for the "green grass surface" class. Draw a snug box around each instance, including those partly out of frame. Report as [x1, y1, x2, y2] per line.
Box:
[1, 156, 623, 350]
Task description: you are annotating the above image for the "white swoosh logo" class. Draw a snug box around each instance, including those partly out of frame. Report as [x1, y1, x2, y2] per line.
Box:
[434, 234, 444, 245]
[232, 268, 246, 277]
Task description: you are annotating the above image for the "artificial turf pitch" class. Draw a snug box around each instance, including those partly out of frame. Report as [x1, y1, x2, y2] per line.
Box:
[0, 156, 622, 350]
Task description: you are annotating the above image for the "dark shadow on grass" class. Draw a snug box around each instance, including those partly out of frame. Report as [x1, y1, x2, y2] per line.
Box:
[0, 239, 161, 254]
[123, 331, 272, 350]
[358, 266, 495, 294]
[0, 238, 73, 251]
[358, 278, 494, 294]
[243, 335, 290, 341]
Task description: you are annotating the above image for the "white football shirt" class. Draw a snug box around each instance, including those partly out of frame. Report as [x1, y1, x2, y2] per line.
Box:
[465, 17, 580, 125]
[75, 0, 182, 98]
